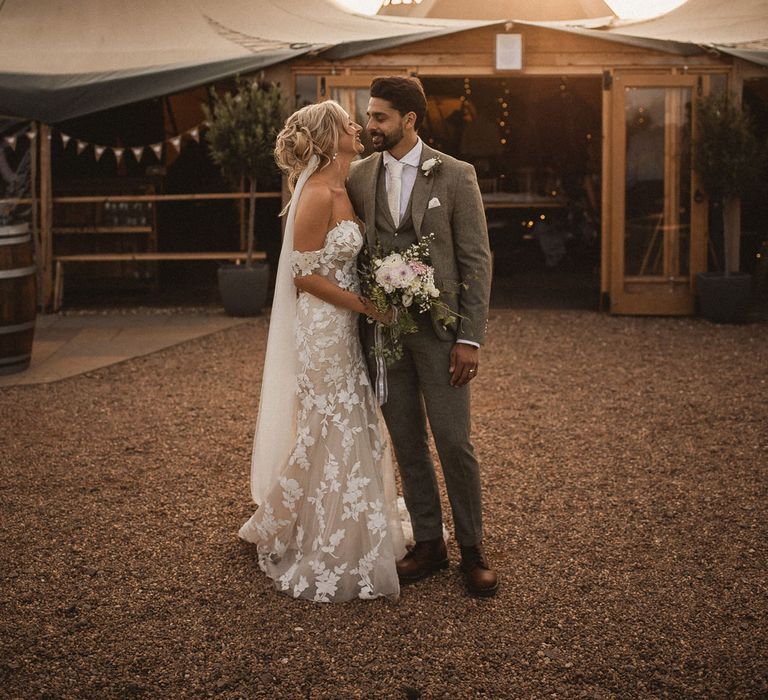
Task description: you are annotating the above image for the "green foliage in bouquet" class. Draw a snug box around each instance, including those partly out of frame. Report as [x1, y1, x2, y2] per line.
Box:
[359, 234, 466, 365]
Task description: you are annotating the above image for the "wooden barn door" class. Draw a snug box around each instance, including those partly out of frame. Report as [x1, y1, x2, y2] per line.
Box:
[607, 73, 706, 315]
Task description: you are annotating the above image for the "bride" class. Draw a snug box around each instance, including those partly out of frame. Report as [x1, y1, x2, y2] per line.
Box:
[238, 101, 406, 602]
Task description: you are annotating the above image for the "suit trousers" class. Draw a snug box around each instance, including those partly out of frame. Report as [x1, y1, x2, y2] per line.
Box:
[366, 311, 484, 547]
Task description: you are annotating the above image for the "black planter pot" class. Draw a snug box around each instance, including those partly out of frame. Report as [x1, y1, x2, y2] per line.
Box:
[217, 262, 269, 317]
[696, 271, 752, 324]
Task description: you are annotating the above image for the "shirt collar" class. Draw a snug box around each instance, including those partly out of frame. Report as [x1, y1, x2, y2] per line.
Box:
[383, 138, 423, 169]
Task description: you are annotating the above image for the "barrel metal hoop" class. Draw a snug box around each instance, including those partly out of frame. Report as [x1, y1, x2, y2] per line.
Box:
[0, 265, 36, 279]
[0, 355, 31, 374]
[0, 234, 32, 246]
[0, 352, 31, 366]
[0, 320, 36, 335]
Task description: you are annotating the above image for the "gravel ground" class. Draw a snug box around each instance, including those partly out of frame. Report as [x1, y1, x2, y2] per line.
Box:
[1, 309, 767, 699]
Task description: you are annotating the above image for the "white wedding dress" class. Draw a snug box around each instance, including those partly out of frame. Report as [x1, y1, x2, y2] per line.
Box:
[239, 218, 406, 603]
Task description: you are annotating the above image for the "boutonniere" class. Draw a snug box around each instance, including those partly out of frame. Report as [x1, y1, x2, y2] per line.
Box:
[421, 156, 443, 177]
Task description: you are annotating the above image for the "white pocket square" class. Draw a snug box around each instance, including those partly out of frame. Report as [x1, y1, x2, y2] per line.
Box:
[428, 197, 441, 209]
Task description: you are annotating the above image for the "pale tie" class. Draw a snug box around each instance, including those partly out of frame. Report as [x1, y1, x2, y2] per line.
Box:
[387, 160, 404, 228]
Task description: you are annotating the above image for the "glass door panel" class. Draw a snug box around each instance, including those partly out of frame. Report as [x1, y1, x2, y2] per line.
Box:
[609, 74, 703, 315]
[624, 86, 691, 280]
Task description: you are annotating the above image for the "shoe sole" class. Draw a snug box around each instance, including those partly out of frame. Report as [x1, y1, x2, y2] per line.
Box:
[397, 558, 449, 584]
[467, 581, 499, 598]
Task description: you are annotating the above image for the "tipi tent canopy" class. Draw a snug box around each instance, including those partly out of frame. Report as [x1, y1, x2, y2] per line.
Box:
[0, 0, 487, 123]
[602, 0, 768, 66]
[604, 0, 768, 46]
[378, 0, 768, 66]
[378, 0, 614, 20]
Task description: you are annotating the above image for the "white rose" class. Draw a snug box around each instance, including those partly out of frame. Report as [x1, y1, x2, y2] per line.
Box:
[381, 253, 404, 269]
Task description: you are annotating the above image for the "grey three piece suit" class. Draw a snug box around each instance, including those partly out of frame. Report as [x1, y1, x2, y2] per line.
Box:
[347, 143, 492, 547]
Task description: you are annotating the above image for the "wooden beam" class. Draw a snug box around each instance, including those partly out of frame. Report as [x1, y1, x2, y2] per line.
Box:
[30, 123, 40, 307]
[49, 192, 280, 204]
[38, 123, 53, 310]
[55, 252, 263, 262]
[600, 73, 612, 301]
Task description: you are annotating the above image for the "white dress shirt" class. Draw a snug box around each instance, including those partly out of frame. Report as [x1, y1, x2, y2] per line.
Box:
[383, 139, 479, 350]
[382, 139, 422, 222]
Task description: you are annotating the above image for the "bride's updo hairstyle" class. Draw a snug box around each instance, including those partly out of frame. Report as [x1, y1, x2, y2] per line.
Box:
[274, 100, 349, 193]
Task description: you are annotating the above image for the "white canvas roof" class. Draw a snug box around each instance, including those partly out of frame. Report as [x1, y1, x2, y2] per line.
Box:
[605, 0, 768, 48]
[378, 0, 614, 21]
[0, 0, 487, 123]
[601, 0, 768, 67]
[379, 0, 768, 66]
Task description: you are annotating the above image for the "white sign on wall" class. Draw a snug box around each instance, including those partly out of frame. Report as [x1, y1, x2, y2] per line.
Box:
[495, 34, 523, 71]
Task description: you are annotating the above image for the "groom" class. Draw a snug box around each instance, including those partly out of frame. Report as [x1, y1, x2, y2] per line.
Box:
[347, 76, 497, 597]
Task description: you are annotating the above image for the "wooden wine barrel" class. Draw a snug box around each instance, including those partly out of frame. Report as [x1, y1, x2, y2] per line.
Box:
[0, 223, 36, 375]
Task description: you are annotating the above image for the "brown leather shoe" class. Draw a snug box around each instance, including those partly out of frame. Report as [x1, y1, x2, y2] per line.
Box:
[396, 537, 449, 584]
[460, 544, 499, 597]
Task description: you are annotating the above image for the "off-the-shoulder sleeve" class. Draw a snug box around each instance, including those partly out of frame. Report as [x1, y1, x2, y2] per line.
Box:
[290, 249, 323, 277]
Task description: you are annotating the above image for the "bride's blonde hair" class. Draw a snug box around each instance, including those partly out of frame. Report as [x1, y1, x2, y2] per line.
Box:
[274, 100, 349, 192]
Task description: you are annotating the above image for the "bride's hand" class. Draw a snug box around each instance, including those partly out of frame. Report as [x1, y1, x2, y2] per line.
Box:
[361, 297, 395, 325]
[375, 306, 396, 325]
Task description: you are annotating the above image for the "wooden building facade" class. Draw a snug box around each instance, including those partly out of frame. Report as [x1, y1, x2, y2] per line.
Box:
[284, 21, 766, 315]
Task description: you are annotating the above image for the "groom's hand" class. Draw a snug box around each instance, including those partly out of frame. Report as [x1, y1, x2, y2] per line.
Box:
[449, 343, 479, 387]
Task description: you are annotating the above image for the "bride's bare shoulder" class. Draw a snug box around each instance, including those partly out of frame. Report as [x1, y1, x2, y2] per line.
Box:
[296, 179, 333, 214]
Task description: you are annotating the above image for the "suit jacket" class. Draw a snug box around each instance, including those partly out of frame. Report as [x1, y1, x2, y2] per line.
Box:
[347, 143, 492, 345]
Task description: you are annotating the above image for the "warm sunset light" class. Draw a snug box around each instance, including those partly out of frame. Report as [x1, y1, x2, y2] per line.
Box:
[334, 0, 689, 18]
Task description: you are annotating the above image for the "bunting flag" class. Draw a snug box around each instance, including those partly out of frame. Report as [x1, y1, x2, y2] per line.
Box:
[25, 130, 37, 141]
[4, 135, 17, 150]
[52, 118, 208, 163]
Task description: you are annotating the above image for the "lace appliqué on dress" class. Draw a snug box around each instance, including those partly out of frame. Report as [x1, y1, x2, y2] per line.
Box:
[239, 219, 405, 603]
[290, 249, 325, 278]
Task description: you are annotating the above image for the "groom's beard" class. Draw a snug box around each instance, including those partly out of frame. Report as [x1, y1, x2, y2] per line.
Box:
[369, 125, 405, 153]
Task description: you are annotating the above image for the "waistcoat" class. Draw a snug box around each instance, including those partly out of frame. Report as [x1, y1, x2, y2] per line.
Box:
[374, 164, 417, 254]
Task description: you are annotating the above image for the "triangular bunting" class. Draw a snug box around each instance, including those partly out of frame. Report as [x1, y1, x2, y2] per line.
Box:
[113, 147, 125, 165]
[189, 127, 200, 142]
[169, 135, 182, 152]
[95, 145, 106, 160]
[4, 135, 17, 150]
[25, 130, 37, 140]
[76, 140, 88, 155]
[131, 146, 144, 161]
[151, 143, 163, 159]
[61, 133, 71, 148]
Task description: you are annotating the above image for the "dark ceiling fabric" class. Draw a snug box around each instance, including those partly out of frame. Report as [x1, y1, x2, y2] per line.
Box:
[0, 50, 317, 124]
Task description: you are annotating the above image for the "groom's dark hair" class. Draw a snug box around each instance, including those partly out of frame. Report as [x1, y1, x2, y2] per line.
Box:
[370, 76, 427, 130]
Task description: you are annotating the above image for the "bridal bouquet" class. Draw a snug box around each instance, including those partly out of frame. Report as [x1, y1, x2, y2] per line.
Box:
[360, 235, 460, 367]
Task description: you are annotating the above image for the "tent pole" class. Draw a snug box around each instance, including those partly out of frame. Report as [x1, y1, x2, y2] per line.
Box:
[38, 123, 53, 310]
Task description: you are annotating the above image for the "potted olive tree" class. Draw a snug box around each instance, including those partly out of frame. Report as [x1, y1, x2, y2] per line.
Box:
[694, 93, 765, 323]
[203, 78, 283, 316]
